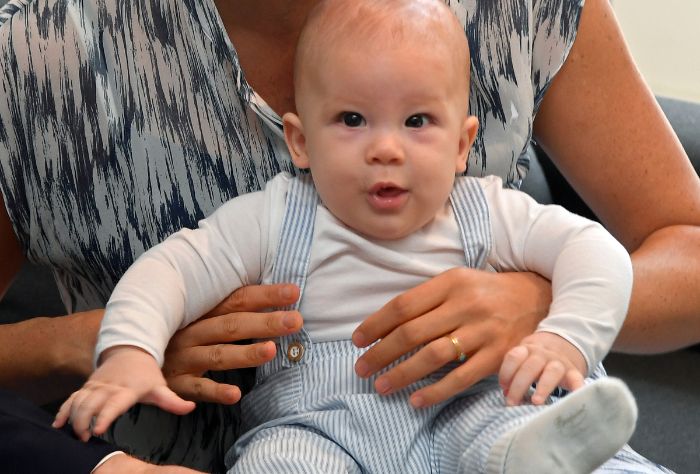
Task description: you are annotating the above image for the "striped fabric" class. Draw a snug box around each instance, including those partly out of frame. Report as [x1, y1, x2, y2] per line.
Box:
[450, 177, 492, 269]
[261, 174, 319, 379]
[230, 169, 673, 474]
[233, 176, 504, 471]
[234, 339, 517, 473]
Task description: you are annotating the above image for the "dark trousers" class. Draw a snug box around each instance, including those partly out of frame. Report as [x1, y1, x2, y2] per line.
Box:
[0, 389, 118, 474]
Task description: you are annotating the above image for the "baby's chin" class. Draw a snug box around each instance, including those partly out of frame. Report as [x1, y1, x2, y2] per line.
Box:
[346, 215, 436, 242]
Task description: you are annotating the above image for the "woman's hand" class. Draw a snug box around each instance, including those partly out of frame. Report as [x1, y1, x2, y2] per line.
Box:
[162, 283, 303, 404]
[352, 268, 551, 408]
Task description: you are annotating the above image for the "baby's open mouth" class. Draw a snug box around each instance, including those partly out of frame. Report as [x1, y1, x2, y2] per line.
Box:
[367, 182, 408, 211]
[369, 182, 406, 196]
[375, 185, 405, 198]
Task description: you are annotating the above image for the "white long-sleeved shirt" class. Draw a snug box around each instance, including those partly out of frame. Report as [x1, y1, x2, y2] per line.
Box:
[97, 173, 632, 374]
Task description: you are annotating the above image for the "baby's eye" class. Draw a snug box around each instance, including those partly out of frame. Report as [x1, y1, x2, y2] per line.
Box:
[405, 114, 430, 128]
[341, 112, 366, 127]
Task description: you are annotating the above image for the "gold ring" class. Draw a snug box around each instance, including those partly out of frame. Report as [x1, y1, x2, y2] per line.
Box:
[449, 335, 467, 363]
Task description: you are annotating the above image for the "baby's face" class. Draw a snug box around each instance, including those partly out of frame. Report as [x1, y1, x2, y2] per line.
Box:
[285, 7, 475, 240]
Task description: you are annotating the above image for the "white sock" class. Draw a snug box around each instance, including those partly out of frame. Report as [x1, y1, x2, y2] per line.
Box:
[486, 377, 638, 474]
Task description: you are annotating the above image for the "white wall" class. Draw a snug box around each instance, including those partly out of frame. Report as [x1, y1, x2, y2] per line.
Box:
[612, 0, 700, 103]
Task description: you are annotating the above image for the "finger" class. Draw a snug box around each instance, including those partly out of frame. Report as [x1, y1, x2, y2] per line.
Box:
[371, 330, 481, 394]
[169, 312, 301, 350]
[204, 284, 300, 317]
[506, 355, 546, 406]
[70, 389, 113, 441]
[144, 386, 196, 415]
[562, 368, 585, 392]
[370, 336, 456, 395]
[166, 340, 276, 377]
[498, 345, 529, 393]
[352, 272, 458, 347]
[354, 303, 463, 378]
[53, 392, 78, 428]
[91, 390, 140, 436]
[531, 360, 566, 405]
[409, 347, 500, 408]
[168, 375, 243, 404]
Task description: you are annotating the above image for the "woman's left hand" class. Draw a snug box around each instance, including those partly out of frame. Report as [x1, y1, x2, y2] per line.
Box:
[352, 268, 551, 408]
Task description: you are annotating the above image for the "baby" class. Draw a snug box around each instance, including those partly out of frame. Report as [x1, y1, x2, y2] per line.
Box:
[55, 0, 638, 472]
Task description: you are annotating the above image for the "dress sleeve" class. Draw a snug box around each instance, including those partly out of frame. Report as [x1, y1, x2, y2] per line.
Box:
[531, 0, 585, 113]
[482, 176, 632, 374]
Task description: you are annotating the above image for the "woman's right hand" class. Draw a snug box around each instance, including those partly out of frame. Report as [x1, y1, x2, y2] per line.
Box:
[161, 283, 303, 404]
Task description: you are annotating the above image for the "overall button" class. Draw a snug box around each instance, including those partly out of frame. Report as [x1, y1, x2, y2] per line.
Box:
[287, 341, 305, 362]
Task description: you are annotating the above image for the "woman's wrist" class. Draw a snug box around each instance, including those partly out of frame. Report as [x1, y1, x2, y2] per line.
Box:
[50, 310, 103, 378]
[0, 311, 103, 403]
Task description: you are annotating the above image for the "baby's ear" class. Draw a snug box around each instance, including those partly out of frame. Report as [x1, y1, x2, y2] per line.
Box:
[456, 115, 479, 173]
[283, 112, 310, 169]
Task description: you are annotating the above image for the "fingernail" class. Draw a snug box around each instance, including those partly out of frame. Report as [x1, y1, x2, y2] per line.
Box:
[410, 394, 424, 408]
[375, 377, 391, 394]
[282, 313, 297, 329]
[280, 286, 294, 300]
[355, 359, 369, 378]
[258, 341, 275, 358]
[352, 330, 367, 347]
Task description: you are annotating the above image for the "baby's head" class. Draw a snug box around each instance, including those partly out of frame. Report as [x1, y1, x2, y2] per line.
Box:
[284, 0, 478, 240]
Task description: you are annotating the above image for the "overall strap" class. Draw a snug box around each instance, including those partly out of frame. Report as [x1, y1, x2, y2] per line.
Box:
[449, 177, 493, 269]
[261, 174, 319, 376]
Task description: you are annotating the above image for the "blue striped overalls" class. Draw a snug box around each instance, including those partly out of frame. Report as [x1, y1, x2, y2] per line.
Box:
[226, 175, 670, 474]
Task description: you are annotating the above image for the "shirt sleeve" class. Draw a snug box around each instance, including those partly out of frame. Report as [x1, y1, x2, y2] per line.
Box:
[95, 173, 291, 366]
[482, 176, 632, 373]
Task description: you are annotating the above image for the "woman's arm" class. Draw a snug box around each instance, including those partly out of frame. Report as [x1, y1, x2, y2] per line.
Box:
[0, 194, 99, 404]
[534, 0, 700, 353]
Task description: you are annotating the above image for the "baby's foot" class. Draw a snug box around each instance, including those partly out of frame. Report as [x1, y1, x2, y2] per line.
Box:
[487, 377, 637, 474]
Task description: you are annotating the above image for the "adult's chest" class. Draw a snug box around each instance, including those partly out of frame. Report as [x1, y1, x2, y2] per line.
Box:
[20, 0, 294, 284]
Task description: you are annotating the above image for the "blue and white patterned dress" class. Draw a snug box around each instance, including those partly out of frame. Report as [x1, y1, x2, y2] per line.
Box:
[0, 0, 671, 472]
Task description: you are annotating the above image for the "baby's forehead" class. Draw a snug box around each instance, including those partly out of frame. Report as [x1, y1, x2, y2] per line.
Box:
[293, 0, 471, 108]
[298, 0, 469, 63]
